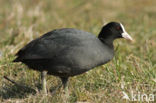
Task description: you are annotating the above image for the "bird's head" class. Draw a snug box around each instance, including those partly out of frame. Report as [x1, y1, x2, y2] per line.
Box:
[98, 22, 133, 43]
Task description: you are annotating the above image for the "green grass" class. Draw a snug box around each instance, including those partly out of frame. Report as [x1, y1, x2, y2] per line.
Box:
[0, 0, 156, 103]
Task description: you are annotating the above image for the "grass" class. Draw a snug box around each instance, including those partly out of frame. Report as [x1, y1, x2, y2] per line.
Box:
[0, 0, 156, 103]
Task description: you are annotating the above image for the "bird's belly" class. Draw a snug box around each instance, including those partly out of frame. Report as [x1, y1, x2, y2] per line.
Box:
[47, 65, 91, 77]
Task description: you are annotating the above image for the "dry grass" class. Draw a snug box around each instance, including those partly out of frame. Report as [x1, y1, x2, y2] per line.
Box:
[0, 0, 156, 103]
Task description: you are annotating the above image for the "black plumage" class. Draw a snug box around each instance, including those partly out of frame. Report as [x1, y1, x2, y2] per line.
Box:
[13, 22, 132, 94]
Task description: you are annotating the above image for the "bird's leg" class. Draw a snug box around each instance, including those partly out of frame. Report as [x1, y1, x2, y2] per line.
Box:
[61, 77, 68, 89]
[41, 71, 47, 95]
[51, 82, 62, 95]
[50, 77, 68, 95]
[61, 77, 69, 102]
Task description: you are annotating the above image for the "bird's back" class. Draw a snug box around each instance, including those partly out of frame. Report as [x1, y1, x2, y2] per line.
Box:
[14, 28, 114, 77]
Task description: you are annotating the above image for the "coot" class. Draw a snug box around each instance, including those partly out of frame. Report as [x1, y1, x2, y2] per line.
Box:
[13, 22, 132, 94]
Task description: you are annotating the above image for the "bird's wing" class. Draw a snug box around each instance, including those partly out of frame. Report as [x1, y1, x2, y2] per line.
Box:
[14, 29, 90, 61]
[14, 30, 71, 61]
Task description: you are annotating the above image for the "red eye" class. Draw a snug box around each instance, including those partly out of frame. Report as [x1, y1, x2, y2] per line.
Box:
[116, 26, 121, 30]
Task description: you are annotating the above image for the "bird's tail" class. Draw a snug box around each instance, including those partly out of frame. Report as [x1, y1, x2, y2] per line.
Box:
[13, 57, 20, 62]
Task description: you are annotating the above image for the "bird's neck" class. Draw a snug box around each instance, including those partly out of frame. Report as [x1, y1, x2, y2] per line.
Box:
[99, 37, 114, 48]
[98, 28, 114, 48]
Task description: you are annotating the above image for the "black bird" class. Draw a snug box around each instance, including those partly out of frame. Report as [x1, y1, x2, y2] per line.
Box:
[13, 22, 132, 94]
